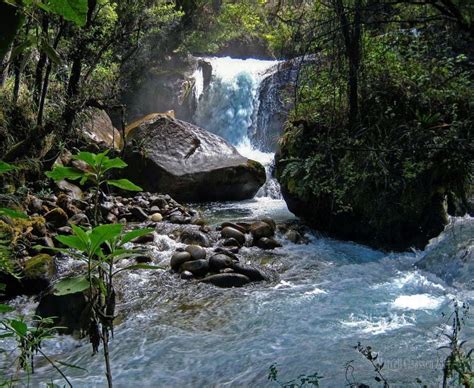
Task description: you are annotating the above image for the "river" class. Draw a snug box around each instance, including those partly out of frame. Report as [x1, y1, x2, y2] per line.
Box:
[6, 57, 474, 387]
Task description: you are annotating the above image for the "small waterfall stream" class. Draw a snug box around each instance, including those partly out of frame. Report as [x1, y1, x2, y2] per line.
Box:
[192, 56, 282, 199]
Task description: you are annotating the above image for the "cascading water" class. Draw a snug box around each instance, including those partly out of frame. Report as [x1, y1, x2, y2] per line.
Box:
[192, 56, 282, 199]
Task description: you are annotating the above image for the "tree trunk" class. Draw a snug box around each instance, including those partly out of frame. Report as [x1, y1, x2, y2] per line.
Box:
[0, 43, 12, 88]
[334, 0, 362, 129]
[34, 15, 49, 106]
[62, 0, 97, 134]
[37, 23, 65, 126]
[12, 56, 22, 104]
[348, 0, 361, 128]
[0, 2, 24, 63]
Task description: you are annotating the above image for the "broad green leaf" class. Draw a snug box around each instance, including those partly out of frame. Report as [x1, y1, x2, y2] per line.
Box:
[90, 224, 123, 254]
[108, 179, 142, 192]
[113, 264, 163, 276]
[54, 276, 90, 296]
[39, 0, 88, 27]
[40, 39, 62, 65]
[79, 172, 95, 185]
[45, 166, 84, 182]
[0, 207, 28, 219]
[93, 151, 108, 169]
[55, 235, 88, 252]
[121, 228, 155, 244]
[9, 319, 27, 336]
[72, 151, 96, 167]
[0, 161, 15, 175]
[71, 224, 90, 251]
[123, 264, 162, 270]
[102, 157, 128, 172]
[0, 304, 15, 313]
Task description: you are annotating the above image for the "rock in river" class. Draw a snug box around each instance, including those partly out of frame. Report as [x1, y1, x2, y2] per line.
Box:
[185, 245, 207, 261]
[221, 226, 246, 245]
[180, 259, 209, 277]
[200, 273, 251, 288]
[170, 251, 193, 271]
[123, 114, 266, 202]
[209, 254, 233, 271]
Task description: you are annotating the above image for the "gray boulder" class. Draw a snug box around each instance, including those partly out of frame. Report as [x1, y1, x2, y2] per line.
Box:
[221, 226, 246, 245]
[180, 259, 209, 277]
[200, 273, 251, 288]
[124, 115, 266, 202]
[170, 252, 193, 271]
[209, 254, 233, 271]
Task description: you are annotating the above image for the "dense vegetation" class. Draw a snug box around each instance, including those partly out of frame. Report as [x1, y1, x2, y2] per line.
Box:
[272, 1, 473, 249]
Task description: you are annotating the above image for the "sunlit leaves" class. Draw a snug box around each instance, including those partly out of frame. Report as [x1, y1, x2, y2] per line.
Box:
[0, 208, 28, 219]
[107, 179, 142, 191]
[54, 276, 90, 296]
[45, 166, 84, 182]
[0, 161, 14, 175]
[35, 0, 89, 27]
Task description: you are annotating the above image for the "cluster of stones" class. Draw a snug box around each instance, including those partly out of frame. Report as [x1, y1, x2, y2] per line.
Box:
[168, 218, 304, 288]
[0, 191, 200, 298]
[170, 245, 267, 288]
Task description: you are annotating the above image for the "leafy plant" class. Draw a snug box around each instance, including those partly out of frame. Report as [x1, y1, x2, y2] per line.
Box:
[268, 364, 322, 387]
[0, 307, 74, 387]
[0, 160, 27, 279]
[347, 343, 390, 388]
[440, 301, 474, 388]
[38, 223, 158, 388]
[45, 151, 141, 224]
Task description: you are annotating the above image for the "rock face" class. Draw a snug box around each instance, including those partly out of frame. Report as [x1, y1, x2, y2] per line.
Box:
[82, 108, 122, 150]
[123, 56, 206, 123]
[250, 56, 318, 152]
[416, 217, 474, 289]
[124, 115, 266, 202]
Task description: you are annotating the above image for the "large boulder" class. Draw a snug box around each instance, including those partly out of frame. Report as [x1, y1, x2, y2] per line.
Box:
[123, 115, 266, 202]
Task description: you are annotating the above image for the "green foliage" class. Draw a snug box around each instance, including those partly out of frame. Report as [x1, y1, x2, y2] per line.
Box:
[54, 275, 90, 296]
[268, 364, 322, 387]
[35, 0, 89, 27]
[0, 162, 15, 175]
[46, 151, 139, 190]
[36, 222, 158, 385]
[180, 0, 269, 53]
[0, 311, 73, 386]
[0, 207, 28, 219]
[277, 21, 473, 248]
[46, 150, 141, 224]
[440, 301, 474, 387]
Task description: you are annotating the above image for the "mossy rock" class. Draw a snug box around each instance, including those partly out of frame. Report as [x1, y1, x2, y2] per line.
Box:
[24, 254, 55, 279]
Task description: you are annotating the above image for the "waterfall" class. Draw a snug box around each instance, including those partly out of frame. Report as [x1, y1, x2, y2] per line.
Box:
[192, 56, 282, 199]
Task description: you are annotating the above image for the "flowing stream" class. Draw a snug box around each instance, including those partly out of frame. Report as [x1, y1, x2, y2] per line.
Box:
[6, 58, 474, 387]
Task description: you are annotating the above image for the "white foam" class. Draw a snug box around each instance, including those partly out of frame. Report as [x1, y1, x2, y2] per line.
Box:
[372, 271, 445, 291]
[341, 313, 415, 335]
[392, 294, 445, 310]
[192, 67, 204, 100]
[303, 287, 327, 296]
[235, 137, 274, 166]
[203, 56, 279, 83]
